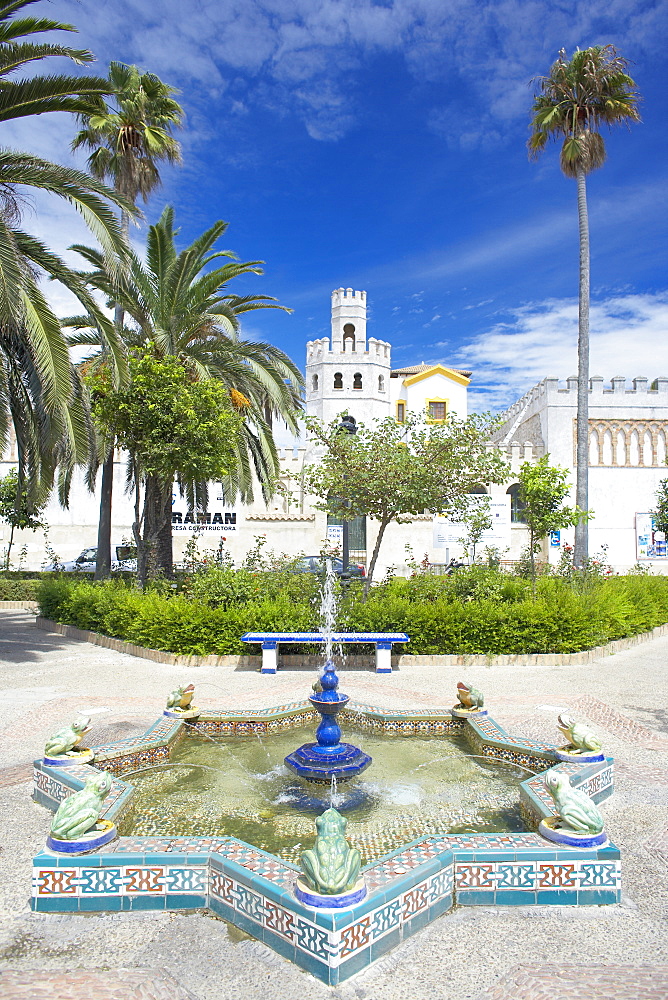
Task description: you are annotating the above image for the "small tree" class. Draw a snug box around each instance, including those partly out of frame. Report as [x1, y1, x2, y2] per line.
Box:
[0, 469, 46, 569]
[91, 351, 242, 584]
[518, 456, 587, 590]
[302, 412, 509, 592]
[654, 479, 668, 535]
[456, 497, 493, 565]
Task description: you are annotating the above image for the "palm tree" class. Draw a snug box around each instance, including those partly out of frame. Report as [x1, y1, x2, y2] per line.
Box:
[67, 206, 303, 578]
[529, 46, 641, 568]
[71, 61, 183, 578]
[0, 0, 134, 500]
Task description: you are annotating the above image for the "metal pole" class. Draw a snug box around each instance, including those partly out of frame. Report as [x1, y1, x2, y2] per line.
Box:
[337, 414, 357, 582]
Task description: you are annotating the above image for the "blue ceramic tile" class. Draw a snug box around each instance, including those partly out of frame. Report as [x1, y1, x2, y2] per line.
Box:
[336, 946, 372, 982]
[129, 895, 166, 910]
[207, 897, 235, 922]
[577, 889, 619, 905]
[165, 893, 206, 910]
[513, 850, 558, 861]
[428, 893, 454, 920]
[495, 890, 536, 905]
[597, 845, 621, 860]
[79, 896, 122, 912]
[32, 897, 78, 912]
[402, 906, 432, 936]
[369, 925, 402, 961]
[536, 889, 578, 905]
[262, 926, 296, 964]
[456, 890, 495, 905]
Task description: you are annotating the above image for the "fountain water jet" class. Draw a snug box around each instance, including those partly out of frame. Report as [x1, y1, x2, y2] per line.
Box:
[284, 560, 372, 786]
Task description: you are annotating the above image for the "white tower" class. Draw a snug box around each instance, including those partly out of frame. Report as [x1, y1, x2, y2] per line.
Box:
[305, 288, 392, 427]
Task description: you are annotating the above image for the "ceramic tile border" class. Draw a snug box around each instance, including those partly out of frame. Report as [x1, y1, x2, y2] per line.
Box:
[31, 702, 619, 985]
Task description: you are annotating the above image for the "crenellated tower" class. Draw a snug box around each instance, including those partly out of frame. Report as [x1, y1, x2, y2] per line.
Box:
[305, 288, 392, 428]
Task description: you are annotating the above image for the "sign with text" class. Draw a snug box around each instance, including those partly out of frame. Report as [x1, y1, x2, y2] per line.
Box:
[636, 513, 667, 559]
[171, 511, 237, 532]
[433, 498, 511, 551]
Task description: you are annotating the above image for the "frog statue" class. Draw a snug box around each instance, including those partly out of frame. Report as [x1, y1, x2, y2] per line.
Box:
[557, 714, 602, 754]
[166, 684, 195, 712]
[44, 717, 91, 758]
[300, 807, 361, 895]
[545, 771, 604, 835]
[455, 682, 484, 711]
[50, 771, 113, 841]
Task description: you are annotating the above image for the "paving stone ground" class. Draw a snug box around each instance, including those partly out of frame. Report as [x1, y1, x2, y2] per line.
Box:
[1, 609, 668, 999]
[474, 965, 668, 999]
[0, 968, 197, 999]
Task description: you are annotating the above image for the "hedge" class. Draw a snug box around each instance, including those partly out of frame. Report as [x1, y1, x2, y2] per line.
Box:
[35, 571, 668, 657]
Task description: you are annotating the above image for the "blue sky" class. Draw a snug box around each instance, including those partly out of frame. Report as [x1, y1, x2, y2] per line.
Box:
[8, 0, 668, 411]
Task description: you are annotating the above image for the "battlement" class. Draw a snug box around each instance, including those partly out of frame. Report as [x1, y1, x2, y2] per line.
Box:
[305, 335, 391, 363]
[497, 375, 668, 426]
[331, 287, 366, 308]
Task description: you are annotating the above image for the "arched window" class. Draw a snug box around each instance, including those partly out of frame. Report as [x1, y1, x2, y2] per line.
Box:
[468, 486, 488, 495]
[378, 374, 385, 392]
[333, 372, 343, 389]
[311, 374, 318, 391]
[343, 323, 355, 352]
[353, 372, 362, 390]
[507, 483, 526, 523]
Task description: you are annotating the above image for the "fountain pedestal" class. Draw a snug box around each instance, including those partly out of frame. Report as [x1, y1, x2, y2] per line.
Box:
[284, 662, 371, 784]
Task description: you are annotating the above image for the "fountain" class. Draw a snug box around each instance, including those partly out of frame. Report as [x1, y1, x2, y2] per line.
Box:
[284, 559, 372, 786]
[283, 659, 372, 784]
[30, 561, 620, 983]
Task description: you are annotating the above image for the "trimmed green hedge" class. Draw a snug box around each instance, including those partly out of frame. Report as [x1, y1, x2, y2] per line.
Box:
[0, 576, 42, 600]
[36, 571, 668, 657]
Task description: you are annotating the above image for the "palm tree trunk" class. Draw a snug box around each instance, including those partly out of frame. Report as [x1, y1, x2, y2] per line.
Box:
[573, 168, 590, 569]
[95, 206, 129, 581]
[94, 447, 114, 579]
[143, 474, 173, 579]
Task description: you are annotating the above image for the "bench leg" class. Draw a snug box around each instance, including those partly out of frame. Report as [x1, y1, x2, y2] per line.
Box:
[375, 643, 392, 674]
[261, 642, 278, 674]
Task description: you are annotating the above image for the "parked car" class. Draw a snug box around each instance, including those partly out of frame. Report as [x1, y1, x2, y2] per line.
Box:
[43, 546, 137, 573]
[293, 556, 366, 578]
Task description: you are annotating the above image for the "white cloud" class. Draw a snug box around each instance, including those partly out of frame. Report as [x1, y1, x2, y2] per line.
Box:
[458, 292, 668, 413]
[46, 0, 665, 144]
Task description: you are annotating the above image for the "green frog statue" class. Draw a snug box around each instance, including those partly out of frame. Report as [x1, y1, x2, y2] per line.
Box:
[44, 717, 93, 762]
[453, 681, 485, 715]
[49, 770, 114, 843]
[165, 684, 197, 716]
[545, 771, 604, 834]
[300, 807, 362, 895]
[557, 713, 602, 754]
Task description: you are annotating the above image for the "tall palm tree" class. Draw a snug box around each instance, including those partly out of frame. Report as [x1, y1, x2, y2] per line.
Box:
[529, 46, 641, 568]
[66, 206, 303, 577]
[72, 61, 183, 578]
[0, 0, 134, 501]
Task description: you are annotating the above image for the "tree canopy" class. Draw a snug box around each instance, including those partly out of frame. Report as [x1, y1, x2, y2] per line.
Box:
[302, 411, 509, 589]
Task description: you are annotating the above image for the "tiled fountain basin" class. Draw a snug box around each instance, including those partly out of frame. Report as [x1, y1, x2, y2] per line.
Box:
[32, 703, 618, 985]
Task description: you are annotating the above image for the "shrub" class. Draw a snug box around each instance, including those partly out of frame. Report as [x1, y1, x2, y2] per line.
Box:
[36, 571, 668, 658]
[0, 575, 42, 600]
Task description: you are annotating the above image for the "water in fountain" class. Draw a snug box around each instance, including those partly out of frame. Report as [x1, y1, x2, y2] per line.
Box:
[123, 723, 529, 862]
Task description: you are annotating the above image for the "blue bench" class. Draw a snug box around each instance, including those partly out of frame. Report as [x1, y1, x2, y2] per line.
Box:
[240, 632, 410, 674]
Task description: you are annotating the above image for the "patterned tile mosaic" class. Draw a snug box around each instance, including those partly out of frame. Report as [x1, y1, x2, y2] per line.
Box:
[30, 701, 622, 985]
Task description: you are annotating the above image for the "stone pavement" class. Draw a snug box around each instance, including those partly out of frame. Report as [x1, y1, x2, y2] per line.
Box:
[1, 608, 667, 999]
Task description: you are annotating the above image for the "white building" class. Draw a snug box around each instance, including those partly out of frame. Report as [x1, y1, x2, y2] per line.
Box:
[489, 375, 668, 571]
[2, 287, 666, 575]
